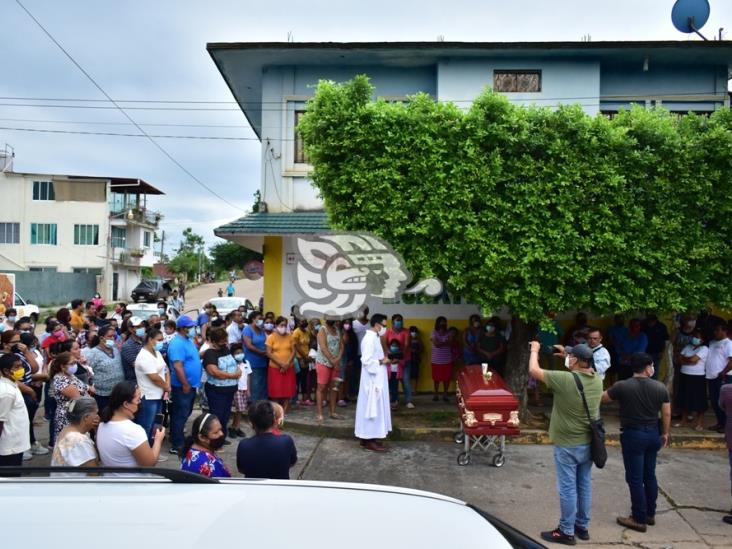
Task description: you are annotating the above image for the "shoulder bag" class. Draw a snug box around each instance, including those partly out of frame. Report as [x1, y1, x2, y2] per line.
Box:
[571, 371, 607, 469]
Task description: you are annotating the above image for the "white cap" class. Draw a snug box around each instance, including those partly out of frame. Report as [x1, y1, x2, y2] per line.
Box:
[129, 316, 145, 326]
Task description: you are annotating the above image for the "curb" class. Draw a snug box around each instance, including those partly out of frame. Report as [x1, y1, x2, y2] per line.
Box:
[283, 420, 727, 450]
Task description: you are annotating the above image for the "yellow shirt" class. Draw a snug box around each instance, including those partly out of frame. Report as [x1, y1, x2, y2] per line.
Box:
[292, 328, 310, 358]
[70, 310, 85, 331]
[265, 332, 294, 369]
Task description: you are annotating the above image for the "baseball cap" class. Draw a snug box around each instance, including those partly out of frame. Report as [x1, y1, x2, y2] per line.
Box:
[564, 343, 593, 361]
[129, 316, 144, 327]
[176, 315, 196, 329]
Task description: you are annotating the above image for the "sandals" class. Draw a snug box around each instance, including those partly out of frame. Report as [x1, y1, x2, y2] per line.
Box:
[330, 413, 344, 420]
[316, 415, 324, 424]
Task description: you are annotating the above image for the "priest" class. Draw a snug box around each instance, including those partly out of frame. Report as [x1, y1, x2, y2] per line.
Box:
[354, 313, 392, 452]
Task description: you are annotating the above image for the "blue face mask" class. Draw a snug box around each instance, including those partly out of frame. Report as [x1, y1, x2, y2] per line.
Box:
[7, 316, 17, 323]
[394, 320, 403, 329]
[264, 322, 274, 331]
[0, 324, 5, 333]
[154, 341, 165, 352]
[188, 327, 197, 338]
[157, 308, 166, 315]
[234, 353, 245, 362]
[390, 345, 400, 353]
[255, 319, 264, 328]
[691, 337, 702, 346]
[105, 339, 115, 349]
[135, 327, 146, 338]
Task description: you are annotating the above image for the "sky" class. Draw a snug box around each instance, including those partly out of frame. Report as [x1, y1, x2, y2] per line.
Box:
[1, 0, 731, 252]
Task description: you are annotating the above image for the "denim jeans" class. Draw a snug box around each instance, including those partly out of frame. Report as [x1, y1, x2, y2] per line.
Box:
[728, 450, 732, 505]
[135, 397, 162, 445]
[46, 396, 57, 447]
[388, 372, 399, 403]
[170, 386, 196, 450]
[250, 368, 268, 403]
[554, 444, 593, 535]
[205, 384, 236, 434]
[708, 378, 726, 427]
[401, 362, 413, 403]
[620, 426, 662, 523]
[22, 392, 38, 445]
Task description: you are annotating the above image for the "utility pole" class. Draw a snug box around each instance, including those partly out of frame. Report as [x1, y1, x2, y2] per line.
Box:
[160, 230, 165, 262]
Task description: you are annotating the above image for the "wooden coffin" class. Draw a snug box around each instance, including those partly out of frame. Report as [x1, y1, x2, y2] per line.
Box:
[456, 364, 520, 434]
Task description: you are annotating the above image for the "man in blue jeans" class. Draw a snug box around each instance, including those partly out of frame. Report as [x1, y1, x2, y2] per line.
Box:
[603, 352, 670, 532]
[719, 382, 732, 525]
[530, 341, 603, 546]
[167, 316, 202, 455]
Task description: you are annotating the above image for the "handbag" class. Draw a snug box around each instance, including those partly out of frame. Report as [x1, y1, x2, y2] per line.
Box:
[571, 372, 607, 469]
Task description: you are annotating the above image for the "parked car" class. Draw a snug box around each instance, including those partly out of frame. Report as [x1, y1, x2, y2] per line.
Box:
[13, 292, 40, 323]
[0, 467, 545, 549]
[207, 296, 256, 317]
[125, 303, 180, 322]
[130, 279, 172, 303]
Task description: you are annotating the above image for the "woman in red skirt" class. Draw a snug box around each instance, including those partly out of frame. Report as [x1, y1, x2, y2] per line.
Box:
[265, 316, 296, 414]
[431, 316, 453, 402]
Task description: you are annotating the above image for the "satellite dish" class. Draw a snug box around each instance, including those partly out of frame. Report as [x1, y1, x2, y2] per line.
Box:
[671, 0, 711, 38]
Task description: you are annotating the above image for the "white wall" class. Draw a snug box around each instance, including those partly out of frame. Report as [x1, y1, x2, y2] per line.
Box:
[0, 172, 109, 272]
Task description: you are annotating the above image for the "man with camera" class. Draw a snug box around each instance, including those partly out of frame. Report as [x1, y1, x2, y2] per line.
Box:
[529, 340, 603, 546]
[602, 352, 671, 533]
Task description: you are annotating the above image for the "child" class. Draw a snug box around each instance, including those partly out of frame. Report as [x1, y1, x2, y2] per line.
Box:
[230, 343, 251, 438]
[271, 401, 285, 435]
[387, 338, 404, 409]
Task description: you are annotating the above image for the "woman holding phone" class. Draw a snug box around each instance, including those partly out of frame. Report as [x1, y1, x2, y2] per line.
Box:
[134, 328, 170, 445]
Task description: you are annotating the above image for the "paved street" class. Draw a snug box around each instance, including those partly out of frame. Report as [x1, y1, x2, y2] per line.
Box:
[178, 277, 263, 315]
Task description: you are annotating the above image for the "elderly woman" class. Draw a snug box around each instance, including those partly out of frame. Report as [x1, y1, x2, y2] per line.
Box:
[266, 316, 296, 416]
[86, 326, 125, 412]
[51, 396, 99, 472]
[180, 413, 231, 478]
[96, 381, 165, 468]
[50, 351, 94, 443]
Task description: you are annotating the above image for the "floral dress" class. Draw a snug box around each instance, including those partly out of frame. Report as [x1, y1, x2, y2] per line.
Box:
[181, 447, 231, 478]
[52, 373, 89, 442]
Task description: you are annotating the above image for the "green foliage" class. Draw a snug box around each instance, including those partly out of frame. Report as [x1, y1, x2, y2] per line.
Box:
[170, 227, 209, 280]
[209, 241, 262, 272]
[177, 227, 205, 254]
[251, 190, 262, 213]
[298, 75, 732, 323]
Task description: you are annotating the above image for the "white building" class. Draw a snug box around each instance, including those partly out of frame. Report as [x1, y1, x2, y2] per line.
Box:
[0, 153, 164, 302]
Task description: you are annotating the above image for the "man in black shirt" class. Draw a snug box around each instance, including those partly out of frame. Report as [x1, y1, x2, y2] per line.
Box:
[237, 400, 297, 479]
[602, 352, 670, 533]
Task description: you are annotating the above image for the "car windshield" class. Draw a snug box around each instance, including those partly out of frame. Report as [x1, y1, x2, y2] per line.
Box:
[125, 307, 157, 320]
[210, 298, 243, 310]
[137, 280, 159, 290]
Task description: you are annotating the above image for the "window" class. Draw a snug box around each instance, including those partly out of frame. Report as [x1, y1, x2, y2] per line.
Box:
[111, 226, 127, 248]
[0, 223, 20, 244]
[294, 110, 309, 164]
[30, 223, 57, 245]
[32, 181, 55, 201]
[74, 224, 99, 246]
[29, 266, 57, 272]
[73, 267, 102, 275]
[144, 231, 151, 248]
[493, 70, 542, 93]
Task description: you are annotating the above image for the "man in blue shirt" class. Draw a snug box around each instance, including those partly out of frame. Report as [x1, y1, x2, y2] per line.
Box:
[167, 315, 202, 454]
[120, 316, 145, 381]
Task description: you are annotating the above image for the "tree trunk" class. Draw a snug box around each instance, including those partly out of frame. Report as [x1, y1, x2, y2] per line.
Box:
[504, 316, 537, 423]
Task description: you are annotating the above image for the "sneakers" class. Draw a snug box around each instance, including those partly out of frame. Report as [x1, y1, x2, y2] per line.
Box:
[169, 447, 180, 455]
[22, 450, 33, 461]
[617, 516, 647, 532]
[31, 442, 50, 455]
[574, 525, 590, 541]
[157, 454, 169, 463]
[337, 399, 347, 407]
[540, 528, 576, 546]
[406, 402, 415, 409]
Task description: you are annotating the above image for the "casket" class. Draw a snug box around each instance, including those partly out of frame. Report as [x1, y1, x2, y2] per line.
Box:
[456, 364, 520, 435]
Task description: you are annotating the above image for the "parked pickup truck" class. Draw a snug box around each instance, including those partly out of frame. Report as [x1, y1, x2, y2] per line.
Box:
[13, 292, 40, 323]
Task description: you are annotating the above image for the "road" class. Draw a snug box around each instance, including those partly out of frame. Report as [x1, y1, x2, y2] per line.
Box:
[180, 277, 263, 315]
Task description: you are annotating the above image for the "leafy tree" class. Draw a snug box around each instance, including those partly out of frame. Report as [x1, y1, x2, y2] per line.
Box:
[210, 241, 262, 272]
[177, 227, 205, 254]
[251, 189, 262, 213]
[170, 228, 210, 281]
[298, 75, 732, 416]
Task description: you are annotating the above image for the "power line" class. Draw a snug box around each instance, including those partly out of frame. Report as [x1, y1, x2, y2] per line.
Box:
[0, 117, 254, 129]
[0, 126, 268, 140]
[13, 0, 246, 213]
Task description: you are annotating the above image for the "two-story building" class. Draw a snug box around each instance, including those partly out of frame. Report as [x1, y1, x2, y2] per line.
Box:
[0, 151, 164, 303]
[208, 41, 732, 388]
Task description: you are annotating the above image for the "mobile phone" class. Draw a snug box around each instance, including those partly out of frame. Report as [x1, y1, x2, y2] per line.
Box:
[153, 413, 165, 432]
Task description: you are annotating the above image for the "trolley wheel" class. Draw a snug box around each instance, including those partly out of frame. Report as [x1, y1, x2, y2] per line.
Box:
[457, 452, 471, 466]
[453, 432, 465, 444]
[492, 454, 506, 468]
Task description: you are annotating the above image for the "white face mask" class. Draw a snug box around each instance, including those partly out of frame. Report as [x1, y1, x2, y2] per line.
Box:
[67, 364, 78, 375]
[378, 325, 387, 337]
[276, 326, 286, 335]
[647, 366, 655, 378]
[564, 355, 571, 369]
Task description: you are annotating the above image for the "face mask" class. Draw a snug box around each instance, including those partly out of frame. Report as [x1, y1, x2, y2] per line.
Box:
[135, 327, 146, 338]
[648, 366, 655, 378]
[105, 339, 115, 349]
[154, 341, 165, 352]
[264, 322, 274, 331]
[188, 327, 197, 338]
[158, 308, 166, 315]
[255, 319, 264, 328]
[691, 337, 702, 346]
[10, 368, 24, 381]
[7, 316, 17, 323]
[207, 436, 226, 451]
[390, 345, 399, 353]
[343, 323, 351, 331]
[314, 325, 321, 332]
[485, 325, 495, 334]
[276, 326, 286, 335]
[686, 320, 696, 330]
[564, 355, 572, 369]
[234, 353, 245, 362]
[378, 326, 387, 337]
[394, 320, 403, 329]
[56, 332, 67, 342]
[67, 364, 78, 375]
[0, 325, 5, 333]
[20, 329, 31, 334]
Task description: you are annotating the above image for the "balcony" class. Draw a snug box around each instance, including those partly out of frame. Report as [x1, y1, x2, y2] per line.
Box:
[111, 248, 141, 268]
[109, 208, 162, 228]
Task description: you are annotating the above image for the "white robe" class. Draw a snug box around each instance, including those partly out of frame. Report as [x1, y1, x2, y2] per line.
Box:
[354, 329, 392, 439]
